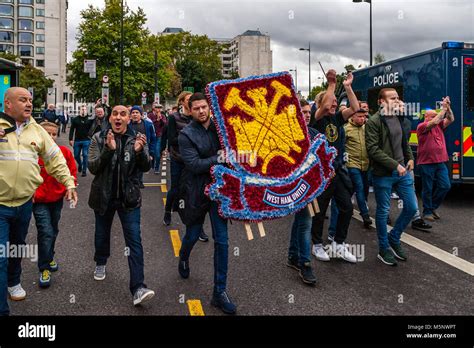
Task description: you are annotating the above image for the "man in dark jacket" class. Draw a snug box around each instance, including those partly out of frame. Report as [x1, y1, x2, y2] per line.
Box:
[69, 106, 93, 177]
[130, 105, 156, 188]
[177, 93, 236, 315]
[89, 106, 109, 138]
[88, 105, 155, 306]
[42, 104, 59, 124]
[164, 92, 209, 241]
[365, 88, 418, 266]
[147, 103, 167, 174]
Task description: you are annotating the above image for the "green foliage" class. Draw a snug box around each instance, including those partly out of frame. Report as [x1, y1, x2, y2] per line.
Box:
[67, 1, 225, 104]
[154, 32, 224, 93]
[374, 53, 386, 64]
[67, 1, 177, 105]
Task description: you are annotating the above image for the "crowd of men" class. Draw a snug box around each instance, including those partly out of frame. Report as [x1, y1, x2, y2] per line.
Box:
[0, 69, 455, 315]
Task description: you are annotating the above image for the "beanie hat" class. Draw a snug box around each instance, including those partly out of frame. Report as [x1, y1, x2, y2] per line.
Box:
[131, 105, 143, 115]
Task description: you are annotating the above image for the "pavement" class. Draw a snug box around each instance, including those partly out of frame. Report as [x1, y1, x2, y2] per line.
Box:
[9, 133, 474, 316]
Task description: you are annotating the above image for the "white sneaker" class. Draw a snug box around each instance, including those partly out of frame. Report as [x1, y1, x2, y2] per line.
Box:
[333, 242, 357, 263]
[312, 244, 330, 262]
[8, 284, 26, 301]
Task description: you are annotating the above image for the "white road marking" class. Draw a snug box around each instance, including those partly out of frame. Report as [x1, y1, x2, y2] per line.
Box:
[352, 210, 474, 276]
[161, 179, 167, 184]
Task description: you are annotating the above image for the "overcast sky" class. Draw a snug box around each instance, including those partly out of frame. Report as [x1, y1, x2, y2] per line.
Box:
[67, 0, 474, 95]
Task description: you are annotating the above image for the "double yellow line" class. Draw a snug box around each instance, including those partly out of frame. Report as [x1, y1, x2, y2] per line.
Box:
[161, 160, 205, 316]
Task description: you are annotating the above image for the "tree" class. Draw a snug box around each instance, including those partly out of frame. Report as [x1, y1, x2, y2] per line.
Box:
[374, 53, 386, 64]
[0, 52, 53, 110]
[154, 31, 224, 92]
[309, 85, 326, 101]
[67, 0, 177, 105]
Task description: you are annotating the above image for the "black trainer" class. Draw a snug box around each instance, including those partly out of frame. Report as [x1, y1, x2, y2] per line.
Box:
[178, 259, 190, 279]
[412, 218, 432, 232]
[299, 262, 317, 285]
[199, 230, 209, 243]
[377, 248, 398, 266]
[362, 214, 372, 228]
[163, 211, 171, 226]
[211, 291, 237, 315]
[286, 256, 301, 271]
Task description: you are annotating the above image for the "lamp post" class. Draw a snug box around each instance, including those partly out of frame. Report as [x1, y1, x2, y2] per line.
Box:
[289, 67, 298, 92]
[299, 43, 311, 98]
[353, 0, 373, 66]
[120, 0, 124, 104]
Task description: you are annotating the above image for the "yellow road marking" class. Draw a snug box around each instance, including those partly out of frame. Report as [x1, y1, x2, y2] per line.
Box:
[161, 185, 168, 193]
[163, 198, 167, 206]
[187, 299, 205, 316]
[169, 230, 181, 257]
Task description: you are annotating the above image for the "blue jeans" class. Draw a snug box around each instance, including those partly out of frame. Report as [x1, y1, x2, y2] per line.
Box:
[153, 137, 162, 172]
[33, 200, 64, 272]
[419, 163, 451, 216]
[179, 201, 228, 294]
[0, 200, 33, 316]
[373, 171, 418, 251]
[73, 140, 91, 174]
[348, 168, 369, 217]
[165, 159, 185, 212]
[289, 207, 312, 264]
[94, 204, 146, 295]
[328, 199, 339, 240]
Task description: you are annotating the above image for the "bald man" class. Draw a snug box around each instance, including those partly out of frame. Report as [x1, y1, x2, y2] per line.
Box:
[0, 87, 77, 316]
[416, 97, 454, 221]
[42, 103, 58, 125]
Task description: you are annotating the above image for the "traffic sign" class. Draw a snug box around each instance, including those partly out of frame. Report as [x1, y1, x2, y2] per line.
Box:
[142, 92, 147, 98]
[84, 60, 96, 74]
[102, 75, 109, 83]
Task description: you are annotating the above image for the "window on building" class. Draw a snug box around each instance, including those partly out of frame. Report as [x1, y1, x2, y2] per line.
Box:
[0, 4, 13, 16]
[36, 59, 44, 67]
[19, 0, 33, 4]
[36, 8, 45, 16]
[36, 0, 45, 3]
[18, 32, 33, 43]
[18, 45, 33, 57]
[36, 34, 44, 42]
[0, 0, 13, 3]
[0, 31, 12, 42]
[18, 19, 33, 30]
[0, 43, 13, 54]
[0, 18, 12, 29]
[36, 21, 45, 29]
[36, 46, 44, 54]
[18, 6, 34, 17]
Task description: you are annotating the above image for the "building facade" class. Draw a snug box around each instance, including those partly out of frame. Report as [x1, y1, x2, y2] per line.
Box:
[0, 0, 71, 109]
[160, 28, 273, 79]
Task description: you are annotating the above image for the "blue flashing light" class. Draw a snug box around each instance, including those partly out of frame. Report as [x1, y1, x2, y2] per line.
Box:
[442, 41, 464, 49]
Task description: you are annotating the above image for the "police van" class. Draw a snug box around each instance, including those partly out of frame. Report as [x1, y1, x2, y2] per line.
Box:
[343, 41, 474, 184]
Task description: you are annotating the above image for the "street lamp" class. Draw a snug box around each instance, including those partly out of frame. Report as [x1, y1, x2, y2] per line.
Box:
[299, 43, 311, 98]
[289, 67, 298, 92]
[120, 0, 124, 104]
[353, 0, 373, 66]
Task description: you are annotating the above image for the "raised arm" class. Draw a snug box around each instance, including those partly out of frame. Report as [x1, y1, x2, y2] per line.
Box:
[315, 69, 337, 121]
[341, 72, 360, 121]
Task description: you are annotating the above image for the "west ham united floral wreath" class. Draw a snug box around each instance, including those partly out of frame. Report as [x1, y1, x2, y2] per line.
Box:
[206, 72, 336, 222]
